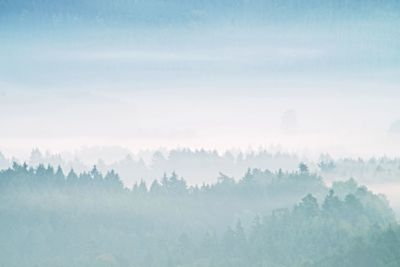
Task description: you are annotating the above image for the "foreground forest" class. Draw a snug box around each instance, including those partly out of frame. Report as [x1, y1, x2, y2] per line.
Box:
[0, 163, 399, 267]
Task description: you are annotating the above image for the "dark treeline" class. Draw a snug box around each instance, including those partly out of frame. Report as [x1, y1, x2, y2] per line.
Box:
[0, 163, 399, 267]
[3, 149, 400, 187]
[1, 148, 300, 185]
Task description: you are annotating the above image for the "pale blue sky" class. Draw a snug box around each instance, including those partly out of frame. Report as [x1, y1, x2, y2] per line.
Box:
[0, 0, 399, 156]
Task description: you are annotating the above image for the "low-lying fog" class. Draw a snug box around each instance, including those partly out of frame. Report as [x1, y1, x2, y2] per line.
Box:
[1, 147, 400, 218]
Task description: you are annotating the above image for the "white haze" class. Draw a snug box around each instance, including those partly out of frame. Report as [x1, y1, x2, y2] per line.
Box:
[1, 88, 400, 159]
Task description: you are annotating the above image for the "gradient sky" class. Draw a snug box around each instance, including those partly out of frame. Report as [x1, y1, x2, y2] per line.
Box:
[1, 0, 400, 157]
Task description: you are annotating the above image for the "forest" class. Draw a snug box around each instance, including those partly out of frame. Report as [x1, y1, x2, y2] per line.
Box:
[2, 0, 399, 266]
[0, 162, 399, 267]
[3, 149, 400, 186]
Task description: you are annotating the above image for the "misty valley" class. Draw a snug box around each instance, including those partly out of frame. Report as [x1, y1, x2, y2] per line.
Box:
[1, 159, 399, 267]
[2, 0, 400, 266]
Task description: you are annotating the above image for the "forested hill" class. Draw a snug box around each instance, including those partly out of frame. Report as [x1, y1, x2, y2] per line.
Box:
[0, 163, 399, 267]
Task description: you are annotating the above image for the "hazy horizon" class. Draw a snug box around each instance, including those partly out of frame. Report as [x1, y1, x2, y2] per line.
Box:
[1, 1, 400, 158]
[2, 2, 400, 266]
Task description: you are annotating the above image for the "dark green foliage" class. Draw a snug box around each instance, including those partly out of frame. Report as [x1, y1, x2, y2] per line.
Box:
[0, 163, 397, 267]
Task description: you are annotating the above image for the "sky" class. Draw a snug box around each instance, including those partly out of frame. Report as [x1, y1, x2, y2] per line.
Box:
[1, 0, 400, 158]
